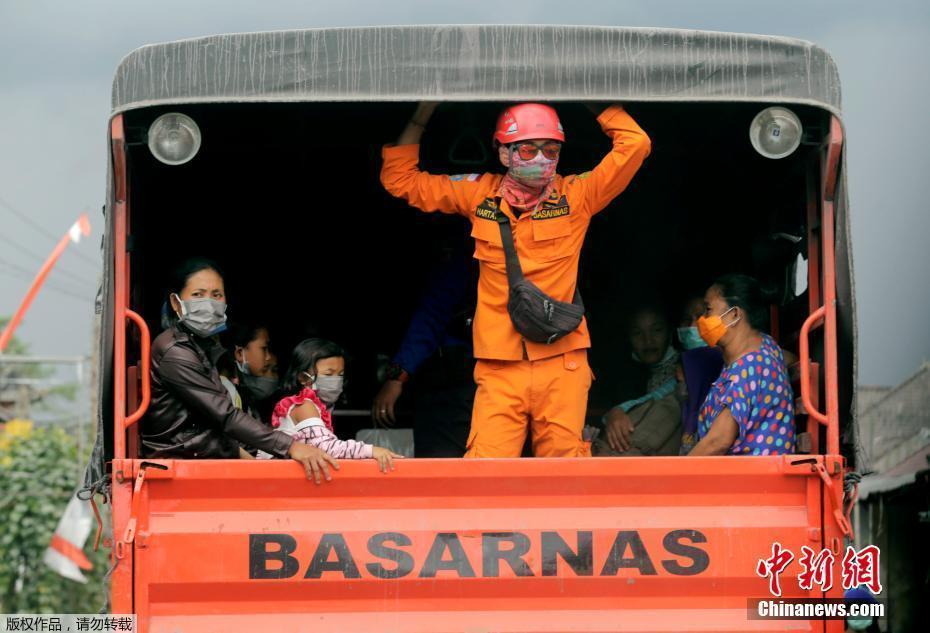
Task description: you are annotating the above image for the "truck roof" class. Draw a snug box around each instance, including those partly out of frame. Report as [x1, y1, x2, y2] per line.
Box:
[111, 25, 842, 116]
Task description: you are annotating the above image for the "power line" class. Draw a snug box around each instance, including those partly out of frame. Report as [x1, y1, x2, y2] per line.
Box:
[0, 262, 94, 303]
[0, 231, 97, 290]
[0, 268, 93, 303]
[0, 194, 101, 270]
[0, 257, 95, 303]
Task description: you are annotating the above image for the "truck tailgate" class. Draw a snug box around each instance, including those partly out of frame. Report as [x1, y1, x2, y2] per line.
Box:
[115, 456, 829, 632]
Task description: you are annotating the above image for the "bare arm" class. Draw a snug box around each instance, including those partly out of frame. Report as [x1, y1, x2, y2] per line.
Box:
[396, 102, 438, 146]
[689, 408, 740, 456]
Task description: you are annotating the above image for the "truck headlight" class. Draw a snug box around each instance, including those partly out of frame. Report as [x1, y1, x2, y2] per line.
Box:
[750, 107, 802, 159]
[147, 113, 202, 165]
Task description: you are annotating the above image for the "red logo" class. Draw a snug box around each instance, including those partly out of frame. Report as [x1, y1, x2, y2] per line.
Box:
[756, 542, 794, 597]
[797, 545, 835, 592]
[842, 545, 882, 594]
[757, 543, 882, 596]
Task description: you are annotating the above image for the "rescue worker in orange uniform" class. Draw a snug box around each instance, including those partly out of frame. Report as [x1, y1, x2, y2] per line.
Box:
[381, 102, 650, 458]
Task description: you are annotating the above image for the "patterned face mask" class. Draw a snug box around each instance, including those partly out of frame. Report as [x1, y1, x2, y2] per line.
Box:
[499, 145, 560, 211]
[507, 147, 558, 187]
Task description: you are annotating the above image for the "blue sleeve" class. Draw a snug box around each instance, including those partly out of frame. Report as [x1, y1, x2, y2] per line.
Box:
[392, 256, 468, 375]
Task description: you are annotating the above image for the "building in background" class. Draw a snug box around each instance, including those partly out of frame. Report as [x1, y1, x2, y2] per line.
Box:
[855, 363, 930, 631]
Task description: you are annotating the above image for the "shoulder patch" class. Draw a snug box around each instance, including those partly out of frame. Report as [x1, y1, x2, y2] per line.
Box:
[475, 198, 499, 221]
[576, 171, 592, 180]
[532, 195, 570, 220]
[450, 173, 480, 182]
[531, 206, 570, 220]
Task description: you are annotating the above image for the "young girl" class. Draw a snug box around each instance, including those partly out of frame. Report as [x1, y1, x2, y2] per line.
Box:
[264, 338, 402, 472]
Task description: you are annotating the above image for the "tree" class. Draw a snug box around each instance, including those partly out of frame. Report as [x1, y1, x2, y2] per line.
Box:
[0, 319, 107, 612]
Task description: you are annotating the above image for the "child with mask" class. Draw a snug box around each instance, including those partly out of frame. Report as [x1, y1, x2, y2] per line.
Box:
[232, 323, 278, 402]
[228, 323, 280, 424]
[259, 338, 403, 472]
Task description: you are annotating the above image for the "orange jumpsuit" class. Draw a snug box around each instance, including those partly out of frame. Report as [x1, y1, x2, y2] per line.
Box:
[381, 105, 651, 457]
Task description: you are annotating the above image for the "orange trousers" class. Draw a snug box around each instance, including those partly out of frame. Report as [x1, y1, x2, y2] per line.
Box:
[465, 349, 593, 458]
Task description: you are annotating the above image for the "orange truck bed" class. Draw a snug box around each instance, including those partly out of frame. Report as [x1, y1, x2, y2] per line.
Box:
[109, 455, 845, 632]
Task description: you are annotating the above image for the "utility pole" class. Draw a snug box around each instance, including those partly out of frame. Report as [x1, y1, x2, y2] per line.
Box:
[0, 213, 91, 352]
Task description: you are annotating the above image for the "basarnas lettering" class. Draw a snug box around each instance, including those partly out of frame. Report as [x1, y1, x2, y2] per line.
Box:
[248, 529, 710, 580]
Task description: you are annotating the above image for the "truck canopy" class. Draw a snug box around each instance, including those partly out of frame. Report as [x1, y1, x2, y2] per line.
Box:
[111, 25, 842, 114]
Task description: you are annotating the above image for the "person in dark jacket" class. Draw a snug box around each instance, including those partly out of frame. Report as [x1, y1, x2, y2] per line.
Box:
[371, 241, 476, 457]
[142, 257, 338, 483]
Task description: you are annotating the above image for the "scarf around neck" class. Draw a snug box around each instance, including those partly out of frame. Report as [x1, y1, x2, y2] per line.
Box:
[498, 172, 556, 212]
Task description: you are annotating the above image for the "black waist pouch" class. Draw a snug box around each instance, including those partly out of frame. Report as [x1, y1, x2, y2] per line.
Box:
[495, 211, 584, 345]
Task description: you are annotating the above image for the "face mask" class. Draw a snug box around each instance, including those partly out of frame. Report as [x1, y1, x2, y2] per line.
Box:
[696, 306, 740, 347]
[508, 149, 558, 188]
[173, 294, 227, 337]
[302, 372, 344, 404]
[677, 326, 708, 350]
[240, 373, 278, 400]
[846, 618, 872, 631]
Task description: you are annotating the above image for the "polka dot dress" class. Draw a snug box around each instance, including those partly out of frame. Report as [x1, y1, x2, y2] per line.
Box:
[697, 334, 795, 455]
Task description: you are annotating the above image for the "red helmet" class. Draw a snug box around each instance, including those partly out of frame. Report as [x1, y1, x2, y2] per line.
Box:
[493, 103, 565, 145]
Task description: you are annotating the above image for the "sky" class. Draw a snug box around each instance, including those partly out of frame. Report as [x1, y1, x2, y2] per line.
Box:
[0, 0, 928, 388]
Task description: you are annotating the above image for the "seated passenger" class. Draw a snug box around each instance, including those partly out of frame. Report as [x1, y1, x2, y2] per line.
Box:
[372, 239, 476, 458]
[216, 349, 243, 410]
[143, 257, 337, 482]
[689, 274, 795, 456]
[266, 338, 403, 472]
[230, 322, 279, 422]
[595, 304, 682, 456]
[266, 351, 279, 381]
[675, 296, 724, 455]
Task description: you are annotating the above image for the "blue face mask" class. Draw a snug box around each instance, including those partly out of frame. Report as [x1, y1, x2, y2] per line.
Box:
[846, 618, 872, 631]
[677, 326, 707, 350]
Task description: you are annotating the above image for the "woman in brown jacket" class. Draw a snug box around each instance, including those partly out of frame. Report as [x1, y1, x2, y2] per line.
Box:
[142, 257, 337, 483]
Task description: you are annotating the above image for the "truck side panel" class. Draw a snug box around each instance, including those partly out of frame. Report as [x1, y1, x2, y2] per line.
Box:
[118, 457, 827, 632]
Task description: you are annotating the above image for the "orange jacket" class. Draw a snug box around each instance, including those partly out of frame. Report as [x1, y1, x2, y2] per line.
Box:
[381, 105, 650, 361]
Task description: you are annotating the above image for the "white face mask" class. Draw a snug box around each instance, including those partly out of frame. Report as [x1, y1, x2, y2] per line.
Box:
[236, 349, 253, 376]
[241, 373, 279, 400]
[173, 294, 227, 337]
[302, 372, 344, 404]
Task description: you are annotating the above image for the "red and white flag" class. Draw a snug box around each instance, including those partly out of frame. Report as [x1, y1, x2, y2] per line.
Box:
[43, 493, 94, 583]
